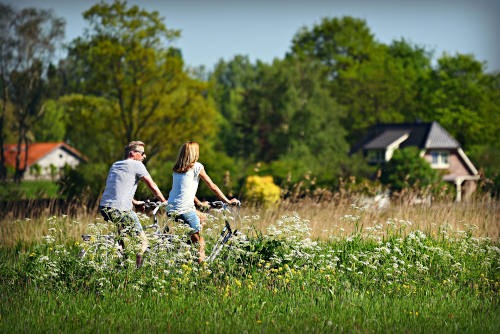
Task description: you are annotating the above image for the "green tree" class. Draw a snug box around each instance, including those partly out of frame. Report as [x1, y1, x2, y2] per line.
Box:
[290, 16, 377, 79]
[0, 4, 64, 181]
[290, 18, 438, 145]
[0, 3, 14, 181]
[209, 55, 258, 159]
[64, 0, 218, 165]
[424, 54, 500, 149]
[238, 57, 348, 185]
[31, 100, 66, 142]
[58, 94, 121, 162]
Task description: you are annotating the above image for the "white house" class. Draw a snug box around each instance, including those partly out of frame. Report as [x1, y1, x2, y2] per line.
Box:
[4, 142, 87, 180]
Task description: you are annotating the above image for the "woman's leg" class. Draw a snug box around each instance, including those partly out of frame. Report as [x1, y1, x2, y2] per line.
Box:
[196, 210, 207, 228]
[177, 211, 205, 263]
[190, 232, 205, 263]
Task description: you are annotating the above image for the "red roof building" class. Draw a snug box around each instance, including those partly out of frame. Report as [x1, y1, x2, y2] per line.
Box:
[3, 142, 87, 180]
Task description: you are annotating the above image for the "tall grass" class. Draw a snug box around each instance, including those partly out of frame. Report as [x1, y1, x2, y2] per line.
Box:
[244, 194, 499, 240]
[2, 193, 497, 248]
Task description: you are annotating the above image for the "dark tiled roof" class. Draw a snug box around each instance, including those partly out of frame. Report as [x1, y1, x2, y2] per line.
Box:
[356, 122, 460, 151]
[424, 122, 460, 148]
[364, 130, 409, 149]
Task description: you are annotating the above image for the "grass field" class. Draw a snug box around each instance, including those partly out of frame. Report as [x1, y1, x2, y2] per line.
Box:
[0, 196, 498, 333]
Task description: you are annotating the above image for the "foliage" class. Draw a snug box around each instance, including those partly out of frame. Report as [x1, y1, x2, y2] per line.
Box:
[242, 175, 281, 207]
[63, 0, 218, 166]
[1, 0, 498, 200]
[290, 16, 377, 78]
[336, 42, 433, 141]
[380, 147, 443, 193]
[210, 56, 349, 187]
[339, 151, 377, 181]
[209, 55, 258, 158]
[424, 54, 500, 149]
[470, 144, 500, 198]
[58, 162, 109, 202]
[31, 99, 66, 142]
[57, 94, 124, 163]
[0, 4, 64, 181]
[0, 180, 59, 200]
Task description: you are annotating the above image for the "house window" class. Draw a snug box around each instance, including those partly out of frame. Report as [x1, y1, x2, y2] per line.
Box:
[366, 150, 385, 163]
[430, 151, 449, 168]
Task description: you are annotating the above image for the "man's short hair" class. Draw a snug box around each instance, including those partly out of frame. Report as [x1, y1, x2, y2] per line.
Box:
[124, 141, 145, 159]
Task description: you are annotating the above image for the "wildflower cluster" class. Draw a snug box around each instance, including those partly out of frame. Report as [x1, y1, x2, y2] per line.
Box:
[10, 207, 499, 299]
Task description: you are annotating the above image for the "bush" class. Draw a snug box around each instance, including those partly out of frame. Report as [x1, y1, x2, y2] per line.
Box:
[242, 175, 281, 207]
[380, 147, 443, 193]
[58, 163, 108, 202]
[0, 180, 60, 200]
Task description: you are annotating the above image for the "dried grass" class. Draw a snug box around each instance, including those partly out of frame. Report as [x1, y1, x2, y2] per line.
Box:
[1, 192, 498, 248]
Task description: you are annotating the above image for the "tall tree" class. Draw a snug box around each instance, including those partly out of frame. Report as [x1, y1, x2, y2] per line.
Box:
[238, 57, 348, 184]
[288, 16, 384, 143]
[209, 55, 258, 158]
[64, 0, 218, 165]
[0, 4, 64, 181]
[0, 3, 14, 181]
[338, 41, 434, 143]
[289, 16, 377, 80]
[425, 54, 500, 149]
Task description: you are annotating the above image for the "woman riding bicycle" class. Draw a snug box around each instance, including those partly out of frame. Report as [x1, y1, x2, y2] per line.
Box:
[166, 141, 239, 263]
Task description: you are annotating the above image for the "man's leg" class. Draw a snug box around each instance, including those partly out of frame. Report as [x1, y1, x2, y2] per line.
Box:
[130, 211, 148, 268]
[130, 211, 149, 254]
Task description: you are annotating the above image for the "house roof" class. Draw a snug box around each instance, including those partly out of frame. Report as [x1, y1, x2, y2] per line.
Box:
[364, 130, 409, 149]
[3, 142, 87, 170]
[355, 121, 461, 151]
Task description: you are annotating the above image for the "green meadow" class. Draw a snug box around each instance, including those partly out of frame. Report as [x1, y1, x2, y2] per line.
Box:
[1, 198, 498, 333]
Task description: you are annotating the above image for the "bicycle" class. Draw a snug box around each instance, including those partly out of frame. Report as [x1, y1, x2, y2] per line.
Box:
[78, 200, 242, 265]
[140, 200, 197, 265]
[77, 202, 163, 262]
[143, 199, 242, 263]
[78, 232, 120, 260]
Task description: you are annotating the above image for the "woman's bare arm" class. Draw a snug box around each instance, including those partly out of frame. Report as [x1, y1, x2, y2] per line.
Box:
[199, 167, 238, 204]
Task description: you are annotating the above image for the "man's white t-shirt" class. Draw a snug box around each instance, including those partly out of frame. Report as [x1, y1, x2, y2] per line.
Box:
[100, 159, 150, 211]
[167, 162, 203, 214]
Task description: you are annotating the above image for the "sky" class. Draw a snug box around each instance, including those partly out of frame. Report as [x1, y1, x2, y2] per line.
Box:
[4, 0, 500, 72]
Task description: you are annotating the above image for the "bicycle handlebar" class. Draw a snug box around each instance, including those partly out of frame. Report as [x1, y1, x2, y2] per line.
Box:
[143, 199, 240, 215]
[210, 200, 241, 209]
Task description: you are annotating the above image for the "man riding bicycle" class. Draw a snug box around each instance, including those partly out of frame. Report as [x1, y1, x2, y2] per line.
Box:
[99, 140, 167, 268]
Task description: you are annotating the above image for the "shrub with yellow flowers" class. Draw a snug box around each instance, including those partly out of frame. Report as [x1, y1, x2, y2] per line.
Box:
[242, 175, 281, 208]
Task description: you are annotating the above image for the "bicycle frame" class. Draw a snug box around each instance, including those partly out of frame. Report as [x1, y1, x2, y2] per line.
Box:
[143, 200, 171, 235]
[205, 201, 240, 263]
[146, 199, 241, 263]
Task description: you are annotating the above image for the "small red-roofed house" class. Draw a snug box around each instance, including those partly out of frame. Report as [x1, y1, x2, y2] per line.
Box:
[3, 142, 87, 181]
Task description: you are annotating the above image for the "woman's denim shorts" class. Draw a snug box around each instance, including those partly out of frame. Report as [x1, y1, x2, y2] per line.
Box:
[169, 210, 201, 233]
